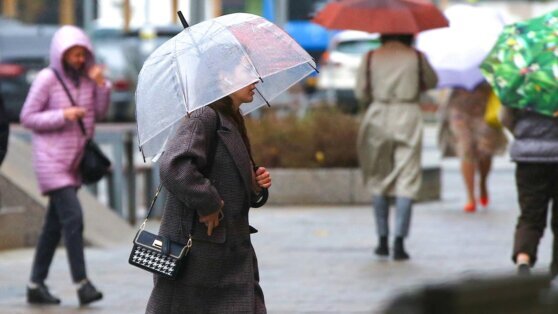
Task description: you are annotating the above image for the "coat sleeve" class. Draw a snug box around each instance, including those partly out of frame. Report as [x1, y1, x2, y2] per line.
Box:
[94, 81, 111, 120]
[20, 70, 66, 131]
[159, 114, 223, 218]
[419, 53, 438, 90]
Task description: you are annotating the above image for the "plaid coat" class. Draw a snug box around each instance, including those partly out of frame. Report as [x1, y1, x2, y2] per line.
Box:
[146, 107, 266, 314]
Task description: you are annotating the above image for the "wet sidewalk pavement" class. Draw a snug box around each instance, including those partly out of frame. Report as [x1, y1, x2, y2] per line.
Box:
[0, 159, 554, 313]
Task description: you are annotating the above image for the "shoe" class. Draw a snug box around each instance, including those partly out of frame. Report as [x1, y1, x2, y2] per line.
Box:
[393, 237, 410, 261]
[77, 280, 103, 306]
[27, 283, 61, 305]
[374, 236, 389, 256]
[479, 197, 489, 207]
[464, 202, 476, 213]
[375, 246, 389, 256]
[517, 263, 531, 276]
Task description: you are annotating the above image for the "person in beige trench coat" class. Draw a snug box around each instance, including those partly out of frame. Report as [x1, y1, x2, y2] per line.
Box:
[355, 34, 438, 260]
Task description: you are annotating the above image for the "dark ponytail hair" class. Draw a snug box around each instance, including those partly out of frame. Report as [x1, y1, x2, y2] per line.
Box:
[380, 34, 414, 47]
[209, 96, 255, 165]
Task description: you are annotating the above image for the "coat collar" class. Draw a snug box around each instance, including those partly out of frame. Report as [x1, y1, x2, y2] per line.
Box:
[214, 110, 253, 200]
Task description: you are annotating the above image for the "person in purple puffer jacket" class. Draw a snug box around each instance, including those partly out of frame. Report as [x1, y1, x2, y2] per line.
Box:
[20, 25, 110, 306]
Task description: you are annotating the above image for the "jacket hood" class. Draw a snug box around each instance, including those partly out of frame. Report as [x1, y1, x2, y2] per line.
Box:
[49, 25, 94, 73]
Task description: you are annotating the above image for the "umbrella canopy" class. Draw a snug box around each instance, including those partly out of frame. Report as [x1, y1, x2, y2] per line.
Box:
[136, 13, 316, 160]
[480, 9, 558, 117]
[312, 0, 448, 34]
[416, 4, 507, 90]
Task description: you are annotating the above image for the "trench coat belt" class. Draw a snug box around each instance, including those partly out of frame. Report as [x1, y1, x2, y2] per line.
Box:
[375, 99, 417, 105]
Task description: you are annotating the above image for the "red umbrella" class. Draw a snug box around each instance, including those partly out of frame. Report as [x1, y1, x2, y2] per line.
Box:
[312, 0, 448, 34]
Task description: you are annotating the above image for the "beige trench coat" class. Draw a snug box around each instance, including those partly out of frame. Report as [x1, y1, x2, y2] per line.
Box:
[356, 41, 438, 199]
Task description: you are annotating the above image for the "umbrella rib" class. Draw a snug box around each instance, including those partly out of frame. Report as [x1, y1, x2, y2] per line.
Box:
[213, 18, 263, 81]
[245, 18, 304, 55]
[173, 38, 190, 114]
[134, 98, 147, 163]
[254, 86, 270, 107]
[307, 61, 319, 73]
[137, 125, 146, 163]
[140, 113, 188, 152]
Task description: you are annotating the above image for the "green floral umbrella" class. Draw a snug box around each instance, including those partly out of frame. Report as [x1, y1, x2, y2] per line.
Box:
[480, 9, 558, 117]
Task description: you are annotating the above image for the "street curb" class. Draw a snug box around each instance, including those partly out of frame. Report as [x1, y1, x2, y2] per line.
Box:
[267, 167, 440, 205]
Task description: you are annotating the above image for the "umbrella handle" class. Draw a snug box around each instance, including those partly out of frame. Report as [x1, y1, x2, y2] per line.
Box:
[177, 11, 189, 29]
[253, 164, 269, 207]
[252, 188, 269, 208]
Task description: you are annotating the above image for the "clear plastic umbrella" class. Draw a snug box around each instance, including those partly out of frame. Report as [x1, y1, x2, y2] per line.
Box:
[136, 13, 316, 160]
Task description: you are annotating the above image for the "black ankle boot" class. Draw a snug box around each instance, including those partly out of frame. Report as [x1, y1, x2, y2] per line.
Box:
[77, 280, 103, 306]
[27, 283, 61, 305]
[393, 237, 410, 261]
[374, 236, 389, 256]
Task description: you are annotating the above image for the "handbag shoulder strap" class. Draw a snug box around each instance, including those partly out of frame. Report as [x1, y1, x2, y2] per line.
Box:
[140, 109, 222, 227]
[51, 68, 87, 136]
[414, 49, 426, 91]
[364, 50, 374, 100]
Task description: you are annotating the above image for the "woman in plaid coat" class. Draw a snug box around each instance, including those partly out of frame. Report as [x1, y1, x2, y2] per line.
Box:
[146, 82, 271, 314]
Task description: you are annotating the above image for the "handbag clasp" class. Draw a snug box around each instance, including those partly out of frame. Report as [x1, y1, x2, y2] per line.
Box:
[153, 239, 163, 248]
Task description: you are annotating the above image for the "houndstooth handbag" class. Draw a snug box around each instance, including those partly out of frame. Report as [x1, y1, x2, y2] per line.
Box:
[128, 184, 192, 279]
[129, 108, 229, 279]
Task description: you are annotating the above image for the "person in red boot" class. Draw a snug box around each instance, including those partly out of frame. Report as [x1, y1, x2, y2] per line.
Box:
[446, 82, 507, 213]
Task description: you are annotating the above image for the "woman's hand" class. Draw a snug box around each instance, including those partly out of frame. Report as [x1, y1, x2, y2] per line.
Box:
[199, 200, 224, 236]
[255, 167, 271, 189]
[88, 65, 106, 87]
[63, 107, 86, 121]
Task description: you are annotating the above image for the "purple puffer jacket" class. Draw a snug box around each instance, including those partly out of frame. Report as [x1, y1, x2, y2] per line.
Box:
[20, 26, 110, 194]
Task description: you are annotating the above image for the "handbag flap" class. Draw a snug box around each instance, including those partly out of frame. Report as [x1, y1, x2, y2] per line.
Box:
[133, 230, 190, 259]
[84, 140, 111, 166]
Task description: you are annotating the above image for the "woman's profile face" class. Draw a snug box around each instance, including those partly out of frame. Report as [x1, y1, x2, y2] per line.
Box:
[230, 82, 257, 107]
[63, 46, 87, 71]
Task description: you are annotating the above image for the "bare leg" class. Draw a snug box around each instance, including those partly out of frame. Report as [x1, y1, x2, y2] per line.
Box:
[461, 159, 476, 206]
[478, 156, 492, 205]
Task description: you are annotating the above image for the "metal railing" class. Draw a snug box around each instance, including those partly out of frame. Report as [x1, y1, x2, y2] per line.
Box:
[10, 123, 159, 225]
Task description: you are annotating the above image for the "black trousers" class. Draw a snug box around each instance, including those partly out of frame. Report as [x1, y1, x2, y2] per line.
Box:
[512, 162, 558, 274]
[30, 187, 87, 283]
